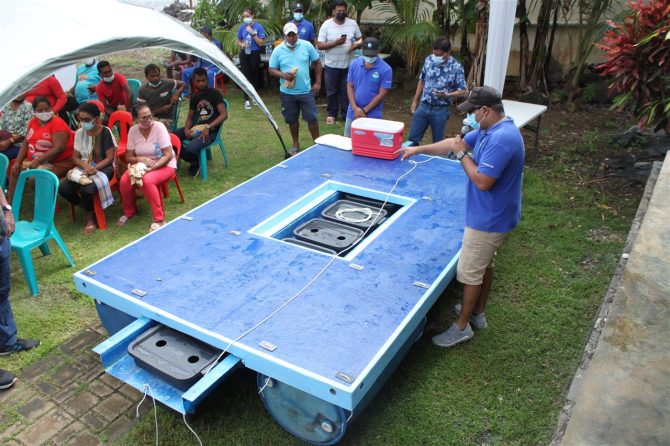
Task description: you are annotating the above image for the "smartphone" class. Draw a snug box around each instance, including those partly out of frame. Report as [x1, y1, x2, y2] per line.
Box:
[341, 34, 347, 39]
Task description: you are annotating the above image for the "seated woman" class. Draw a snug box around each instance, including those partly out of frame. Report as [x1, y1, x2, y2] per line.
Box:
[58, 102, 116, 235]
[0, 94, 33, 160]
[7, 96, 74, 201]
[117, 104, 176, 232]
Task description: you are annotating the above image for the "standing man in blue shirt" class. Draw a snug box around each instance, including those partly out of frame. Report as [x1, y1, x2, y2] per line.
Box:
[408, 38, 467, 145]
[291, 3, 315, 45]
[182, 25, 224, 97]
[343, 37, 392, 137]
[401, 86, 525, 347]
[269, 22, 322, 155]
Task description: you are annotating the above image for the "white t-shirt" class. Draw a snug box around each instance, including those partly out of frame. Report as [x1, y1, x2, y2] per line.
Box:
[317, 18, 362, 69]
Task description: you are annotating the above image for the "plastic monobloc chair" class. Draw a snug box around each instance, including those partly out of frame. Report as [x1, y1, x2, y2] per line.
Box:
[127, 78, 142, 104]
[196, 99, 229, 180]
[0, 152, 8, 188]
[10, 169, 75, 296]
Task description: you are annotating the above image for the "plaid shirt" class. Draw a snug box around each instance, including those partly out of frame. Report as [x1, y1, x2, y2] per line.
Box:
[418, 55, 466, 106]
[0, 211, 8, 241]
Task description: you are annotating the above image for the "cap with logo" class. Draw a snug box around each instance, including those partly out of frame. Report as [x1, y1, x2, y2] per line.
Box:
[361, 37, 380, 57]
[456, 86, 503, 113]
[283, 22, 299, 35]
[293, 3, 304, 12]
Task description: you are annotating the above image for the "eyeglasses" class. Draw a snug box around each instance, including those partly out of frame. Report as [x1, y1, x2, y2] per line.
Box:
[138, 114, 154, 121]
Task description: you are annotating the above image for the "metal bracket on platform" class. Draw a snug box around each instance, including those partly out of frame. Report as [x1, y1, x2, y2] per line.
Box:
[278, 164, 288, 169]
[229, 230, 242, 236]
[132, 289, 147, 297]
[422, 196, 433, 201]
[181, 216, 194, 221]
[321, 173, 333, 178]
[335, 371, 355, 384]
[84, 269, 96, 276]
[348, 263, 364, 271]
[259, 341, 277, 352]
[413, 281, 431, 289]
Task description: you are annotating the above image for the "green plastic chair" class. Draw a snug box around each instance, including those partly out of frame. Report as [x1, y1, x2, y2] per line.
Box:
[10, 169, 75, 296]
[127, 78, 142, 104]
[196, 99, 229, 180]
[171, 97, 183, 132]
[0, 152, 8, 188]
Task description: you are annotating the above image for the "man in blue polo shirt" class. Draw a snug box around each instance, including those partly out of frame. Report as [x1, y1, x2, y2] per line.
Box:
[344, 37, 392, 137]
[290, 3, 315, 45]
[182, 25, 223, 97]
[269, 22, 323, 155]
[401, 86, 525, 348]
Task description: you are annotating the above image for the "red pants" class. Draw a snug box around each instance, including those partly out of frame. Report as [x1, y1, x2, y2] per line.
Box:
[119, 166, 175, 222]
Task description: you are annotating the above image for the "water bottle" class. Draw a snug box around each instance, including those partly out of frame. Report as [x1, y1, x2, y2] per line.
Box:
[245, 34, 252, 55]
[266, 43, 272, 55]
[352, 37, 362, 58]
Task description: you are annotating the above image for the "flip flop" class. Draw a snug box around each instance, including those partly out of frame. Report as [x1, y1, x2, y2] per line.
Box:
[83, 223, 97, 235]
[117, 215, 132, 227]
[149, 221, 165, 232]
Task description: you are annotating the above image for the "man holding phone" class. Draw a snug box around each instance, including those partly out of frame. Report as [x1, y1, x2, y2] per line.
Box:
[317, 0, 362, 125]
[408, 37, 467, 146]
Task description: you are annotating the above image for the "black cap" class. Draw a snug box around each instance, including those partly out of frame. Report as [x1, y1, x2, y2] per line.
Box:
[361, 37, 380, 57]
[200, 25, 213, 35]
[293, 3, 304, 12]
[457, 86, 503, 112]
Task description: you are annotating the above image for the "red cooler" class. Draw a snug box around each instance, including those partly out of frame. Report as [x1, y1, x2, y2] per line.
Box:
[351, 118, 404, 160]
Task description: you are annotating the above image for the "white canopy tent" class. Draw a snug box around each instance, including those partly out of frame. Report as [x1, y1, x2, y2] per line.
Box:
[0, 0, 289, 154]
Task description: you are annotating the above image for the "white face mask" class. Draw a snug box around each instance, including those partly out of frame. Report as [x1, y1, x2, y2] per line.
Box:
[35, 111, 54, 122]
[464, 112, 480, 130]
[102, 74, 115, 83]
[243, 17, 252, 24]
[431, 54, 445, 65]
[286, 40, 296, 48]
[148, 80, 162, 88]
[363, 56, 377, 64]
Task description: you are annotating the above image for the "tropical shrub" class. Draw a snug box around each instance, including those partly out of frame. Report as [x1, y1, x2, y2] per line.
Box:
[596, 0, 670, 127]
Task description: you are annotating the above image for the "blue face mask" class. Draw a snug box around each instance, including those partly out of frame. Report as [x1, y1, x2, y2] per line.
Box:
[431, 54, 445, 65]
[243, 17, 253, 24]
[363, 56, 377, 64]
[293, 13, 303, 21]
[82, 119, 96, 131]
[464, 112, 480, 130]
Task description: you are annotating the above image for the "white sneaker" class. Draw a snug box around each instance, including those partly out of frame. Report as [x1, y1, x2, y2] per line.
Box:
[244, 101, 252, 110]
[454, 304, 488, 329]
[432, 323, 474, 348]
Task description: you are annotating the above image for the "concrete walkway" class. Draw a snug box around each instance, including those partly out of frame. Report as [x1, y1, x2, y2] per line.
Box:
[0, 326, 146, 446]
[555, 161, 669, 445]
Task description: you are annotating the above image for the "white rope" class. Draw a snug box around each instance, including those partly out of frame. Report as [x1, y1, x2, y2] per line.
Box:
[258, 376, 272, 395]
[183, 412, 204, 446]
[205, 157, 435, 376]
[136, 384, 159, 446]
[334, 206, 380, 224]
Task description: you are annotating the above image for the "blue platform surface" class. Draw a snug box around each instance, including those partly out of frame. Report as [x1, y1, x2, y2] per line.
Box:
[74, 144, 467, 411]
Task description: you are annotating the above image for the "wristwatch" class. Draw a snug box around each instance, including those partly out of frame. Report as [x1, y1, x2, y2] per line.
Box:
[2, 204, 11, 213]
[456, 151, 467, 161]
[205, 124, 211, 130]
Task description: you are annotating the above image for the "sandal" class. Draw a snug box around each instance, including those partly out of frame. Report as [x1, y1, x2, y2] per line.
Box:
[117, 215, 133, 227]
[149, 221, 165, 232]
[83, 223, 97, 236]
[326, 116, 335, 125]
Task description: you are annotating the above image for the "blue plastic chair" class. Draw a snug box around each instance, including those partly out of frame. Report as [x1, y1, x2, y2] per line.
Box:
[128, 78, 142, 104]
[0, 152, 8, 188]
[10, 169, 75, 296]
[196, 99, 229, 180]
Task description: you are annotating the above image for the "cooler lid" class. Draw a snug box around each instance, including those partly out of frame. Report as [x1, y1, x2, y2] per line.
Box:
[351, 118, 404, 133]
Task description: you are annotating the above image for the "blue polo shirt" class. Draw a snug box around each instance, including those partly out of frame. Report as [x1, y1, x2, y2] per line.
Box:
[290, 18, 316, 42]
[195, 38, 223, 70]
[462, 118, 525, 233]
[237, 22, 267, 52]
[346, 57, 393, 120]
[269, 39, 320, 95]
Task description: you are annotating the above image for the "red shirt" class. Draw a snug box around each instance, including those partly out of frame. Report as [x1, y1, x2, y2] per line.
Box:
[25, 116, 74, 163]
[96, 73, 129, 109]
[24, 76, 67, 113]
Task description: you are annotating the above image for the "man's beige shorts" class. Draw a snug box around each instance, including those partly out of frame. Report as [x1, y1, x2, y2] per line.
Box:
[457, 227, 508, 285]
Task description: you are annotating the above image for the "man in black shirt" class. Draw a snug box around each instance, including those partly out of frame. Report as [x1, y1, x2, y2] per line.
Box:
[173, 68, 228, 176]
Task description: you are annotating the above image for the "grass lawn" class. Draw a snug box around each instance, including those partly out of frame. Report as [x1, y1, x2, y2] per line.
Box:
[0, 49, 640, 445]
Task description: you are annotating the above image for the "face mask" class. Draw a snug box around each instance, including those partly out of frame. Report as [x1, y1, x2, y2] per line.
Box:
[138, 120, 153, 129]
[102, 74, 115, 83]
[243, 17, 252, 24]
[335, 12, 346, 20]
[148, 80, 162, 88]
[293, 13, 303, 21]
[431, 54, 445, 65]
[363, 56, 378, 64]
[286, 40, 296, 48]
[35, 111, 53, 122]
[82, 119, 96, 131]
[85, 58, 96, 67]
[464, 112, 480, 130]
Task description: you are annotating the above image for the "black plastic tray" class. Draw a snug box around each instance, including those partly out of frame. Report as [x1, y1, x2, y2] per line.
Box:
[293, 218, 364, 252]
[321, 199, 388, 230]
[283, 238, 338, 255]
[128, 325, 222, 390]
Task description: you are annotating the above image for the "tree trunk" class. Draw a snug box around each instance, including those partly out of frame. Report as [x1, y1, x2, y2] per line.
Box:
[526, 0, 555, 94]
[467, 0, 488, 88]
[436, 0, 446, 34]
[518, 0, 530, 91]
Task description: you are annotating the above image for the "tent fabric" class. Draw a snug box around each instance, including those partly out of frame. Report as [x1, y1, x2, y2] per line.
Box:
[484, 0, 517, 96]
[0, 0, 278, 132]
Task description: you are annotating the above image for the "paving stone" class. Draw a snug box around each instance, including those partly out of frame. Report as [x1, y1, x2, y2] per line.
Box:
[21, 356, 59, 381]
[16, 410, 74, 446]
[59, 330, 103, 355]
[51, 420, 85, 445]
[3, 440, 22, 446]
[117, 383, 141, 400]
[94, 394, 133, 422]
[3, 385, 38, 407]
[34, 378, 58, 396]
[0, 421, 26, 440]
[81, 412, 106, 431]
[80, 368, 104, 384]
[100, 415, 136, 442]
[52, 365, 83, 384]
[73, 351, 101, 371]
[53, 382, 80, 404]
[0, 410, 12, 425]
[87, 380, 114, 398]
[62, 391, 98, 418]
[65, 431, 103, 446]
[0, 381, 19, 403]
[98, 374, 122, 390]
[17, 396, 54, 420]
